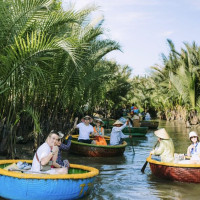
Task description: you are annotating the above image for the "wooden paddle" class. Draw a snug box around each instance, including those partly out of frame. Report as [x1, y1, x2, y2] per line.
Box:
[128, 126, 135, 154]
[141, 140, 159, 173]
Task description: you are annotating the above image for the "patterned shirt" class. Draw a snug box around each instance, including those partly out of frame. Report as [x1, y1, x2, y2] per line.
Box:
[56, 139, 71, 166]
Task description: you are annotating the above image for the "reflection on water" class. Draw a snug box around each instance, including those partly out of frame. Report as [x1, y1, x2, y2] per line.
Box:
[67, 120, 200, 200]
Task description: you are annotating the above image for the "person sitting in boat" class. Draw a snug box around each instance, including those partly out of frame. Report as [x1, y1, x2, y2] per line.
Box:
[145, 112, 151, 121]
[31, 131, 68, 174]
[110, 119, 131, 145]
[186, 131, 200, 163]
[74, 115, 94, 144]
[132, 114, 140, 127]
[55, 131, 72, 169]
[92, 118, 107, 145]
[150, 128, 174, 163]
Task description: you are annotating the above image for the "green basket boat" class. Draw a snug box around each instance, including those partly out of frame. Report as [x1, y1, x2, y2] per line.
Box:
[140, 120, 159, 129]
[122, 127, 148, 137]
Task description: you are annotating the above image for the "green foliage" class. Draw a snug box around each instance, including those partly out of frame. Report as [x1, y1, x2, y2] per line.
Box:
[0, 0, 133, 157]
[130, 39, 200, 119]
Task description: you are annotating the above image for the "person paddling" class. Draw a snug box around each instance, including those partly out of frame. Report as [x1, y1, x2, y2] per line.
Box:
[150, 128, 174, 163]
[110, 119, 132, 145]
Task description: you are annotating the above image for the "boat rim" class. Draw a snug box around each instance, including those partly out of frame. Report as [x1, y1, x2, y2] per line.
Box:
[71, 140, 127, 148]
[147, 155, 200, 168]
[0, 160, 99, 179]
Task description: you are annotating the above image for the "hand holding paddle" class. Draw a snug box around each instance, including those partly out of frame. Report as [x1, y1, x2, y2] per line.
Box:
[141, 140, 159, 173]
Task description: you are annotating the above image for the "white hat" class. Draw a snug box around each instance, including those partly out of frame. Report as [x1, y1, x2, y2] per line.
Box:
[113, 120, 123, 125]
[133, 115, 139, 120]
[95, 118, 104, 125]
[154, 128, 170, 139]
[58, 131, 64, 139]
[189, 131, 198, 139]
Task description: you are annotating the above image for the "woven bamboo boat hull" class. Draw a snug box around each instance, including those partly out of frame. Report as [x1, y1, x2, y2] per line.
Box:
[147, 156, 200, 183]
[70, 139, 127, 157]
[0, 160, 99, 200]
[140, 121, 159, 129]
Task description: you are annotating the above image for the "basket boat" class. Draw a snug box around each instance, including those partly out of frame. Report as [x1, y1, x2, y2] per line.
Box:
[147, 156, 200, 183]
[140, 121, 159, 129]
[122, 127, 148, 137]
[102, 119, 115, 129]
[0, 160, 99, 200]
[68, 135, 127, 157]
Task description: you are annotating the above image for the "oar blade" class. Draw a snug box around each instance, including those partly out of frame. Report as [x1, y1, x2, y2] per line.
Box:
[141, 161, 148, 173]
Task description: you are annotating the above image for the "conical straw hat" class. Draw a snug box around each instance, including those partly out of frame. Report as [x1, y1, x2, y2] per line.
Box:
[154, 128, 170, 139]
[113, 120, 124, 125]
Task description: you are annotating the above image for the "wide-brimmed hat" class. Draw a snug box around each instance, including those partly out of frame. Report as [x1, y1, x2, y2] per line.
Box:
[58, 131, 64, 139]
[83, 115, 91, 119]
[95, 118, 104, 125]
[154, 128, 170, 139]
[189, 131, 198, 139]
[113, 120, 124, 126]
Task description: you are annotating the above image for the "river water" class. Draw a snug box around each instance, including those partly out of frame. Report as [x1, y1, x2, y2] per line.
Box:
[66, 120, 200, 200]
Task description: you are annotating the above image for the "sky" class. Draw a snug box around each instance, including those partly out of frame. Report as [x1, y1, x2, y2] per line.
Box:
[62, 0, 200, 76]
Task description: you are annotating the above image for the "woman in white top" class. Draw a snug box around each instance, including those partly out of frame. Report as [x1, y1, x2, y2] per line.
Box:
[187, 131, 200, 163]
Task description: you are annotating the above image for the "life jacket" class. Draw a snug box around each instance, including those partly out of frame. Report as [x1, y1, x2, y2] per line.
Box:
[93, 126, 104, 135]
[93, 126, 107, 145]
[95, 136, 107, 146]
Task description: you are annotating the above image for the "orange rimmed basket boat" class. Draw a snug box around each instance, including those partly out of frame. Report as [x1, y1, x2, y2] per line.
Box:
[147, 155, 200, 183]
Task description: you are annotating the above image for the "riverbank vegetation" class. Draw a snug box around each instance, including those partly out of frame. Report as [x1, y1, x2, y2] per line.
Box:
[132, 39, 200, 127]
[0, 0, 132, 157]
[0, 0, 199, 158]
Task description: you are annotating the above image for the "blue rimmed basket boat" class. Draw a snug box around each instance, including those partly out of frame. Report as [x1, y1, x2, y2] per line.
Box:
[0, 160, 99, 200]
[67, 135, 127, 157]
[147, 155, 200, 183]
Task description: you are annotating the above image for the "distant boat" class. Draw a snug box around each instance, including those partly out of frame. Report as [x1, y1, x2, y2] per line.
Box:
[147, 156, 200, 183]
[140, 120, 159, 129]
[102, 119, 115, 129]
[68, 135, 127, 157]
[0, 159, 99, 200]
[122, 127, 148, 137]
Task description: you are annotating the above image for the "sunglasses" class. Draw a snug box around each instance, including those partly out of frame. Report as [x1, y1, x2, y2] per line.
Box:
[191, 136, 197, 139]
[84, 118, 90, 120]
